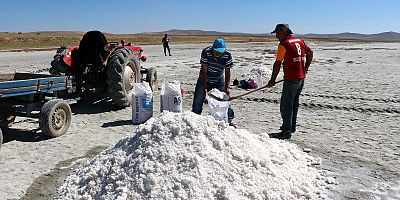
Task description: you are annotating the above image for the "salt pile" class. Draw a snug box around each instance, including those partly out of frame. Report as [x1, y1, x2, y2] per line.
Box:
[249, 66, 272, 78]
[242, 66, 272, 79]
[59, 112, 331, 199]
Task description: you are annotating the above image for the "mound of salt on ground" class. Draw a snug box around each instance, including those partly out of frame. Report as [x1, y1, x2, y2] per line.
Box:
[59, 111, 330, 199]
[242, 66, 272, 79]
[249, 66, 272, 79]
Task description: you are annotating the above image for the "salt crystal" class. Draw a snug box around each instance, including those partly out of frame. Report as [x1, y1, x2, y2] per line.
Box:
[325, 177, 336, 184]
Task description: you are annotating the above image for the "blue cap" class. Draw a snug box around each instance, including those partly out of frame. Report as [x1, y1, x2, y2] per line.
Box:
[212, 38, 226, 53]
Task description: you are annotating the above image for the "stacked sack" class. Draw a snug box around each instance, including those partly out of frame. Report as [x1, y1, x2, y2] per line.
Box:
[132, 81, 184, 125]
[160, 81, 183, 113]
[132, 82, 153, 125]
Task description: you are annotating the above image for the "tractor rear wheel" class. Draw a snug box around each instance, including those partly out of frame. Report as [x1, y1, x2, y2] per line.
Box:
[107, 48, 141, 107]
[146, 67, 158, 91]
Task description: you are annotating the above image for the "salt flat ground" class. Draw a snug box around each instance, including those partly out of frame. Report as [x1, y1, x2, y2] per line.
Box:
[0, 41, 399, 199]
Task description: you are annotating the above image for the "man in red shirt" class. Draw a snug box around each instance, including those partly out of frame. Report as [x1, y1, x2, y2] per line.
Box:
[267, 24, 313, 139]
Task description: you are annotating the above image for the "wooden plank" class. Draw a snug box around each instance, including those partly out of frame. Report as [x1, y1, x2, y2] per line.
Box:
[0, 73, 16, 82]
[13, 73, 56, 80]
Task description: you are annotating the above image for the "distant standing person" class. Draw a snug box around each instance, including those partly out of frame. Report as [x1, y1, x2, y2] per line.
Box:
[266, 24, 313, 139]
[162, 34, 171, 56]
[192, 38, 234, 124]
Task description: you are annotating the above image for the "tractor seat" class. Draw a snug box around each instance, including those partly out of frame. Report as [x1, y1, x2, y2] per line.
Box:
[78, 31, 109, 66]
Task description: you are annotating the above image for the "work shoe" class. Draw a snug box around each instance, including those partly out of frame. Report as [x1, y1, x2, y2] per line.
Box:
[268, 131, 292, 140]
[229, 122, 237, 129]
[279, 125, 296, 133]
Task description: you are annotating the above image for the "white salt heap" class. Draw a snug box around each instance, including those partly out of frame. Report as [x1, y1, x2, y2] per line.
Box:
[249, 66, 272, 79]
[242, 66, 272, 79]
[59, 111, 332, 199]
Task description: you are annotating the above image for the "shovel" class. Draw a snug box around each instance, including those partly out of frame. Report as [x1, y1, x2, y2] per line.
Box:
[207, 79, 284, 101]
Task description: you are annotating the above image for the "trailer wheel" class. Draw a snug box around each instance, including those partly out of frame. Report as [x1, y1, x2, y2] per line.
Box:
[145, 67, 158, 91]
[107, 48, 141, 107]
[39, 99, 72, 137]
[0, 115, 16, 128]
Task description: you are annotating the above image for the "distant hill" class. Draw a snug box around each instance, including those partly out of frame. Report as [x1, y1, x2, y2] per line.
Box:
[142, 29, 400, 41]
[302, 31, 400, 41]
[140, 29, 258, 36]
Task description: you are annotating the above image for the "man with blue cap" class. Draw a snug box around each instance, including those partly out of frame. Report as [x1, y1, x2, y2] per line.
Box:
[192, 38, 234, 124]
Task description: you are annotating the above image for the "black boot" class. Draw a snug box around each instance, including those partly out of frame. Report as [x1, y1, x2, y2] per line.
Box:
[268, 131, 292, 140]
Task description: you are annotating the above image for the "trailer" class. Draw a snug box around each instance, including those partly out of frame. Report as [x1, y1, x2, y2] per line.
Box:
[0, 73, 73, 148]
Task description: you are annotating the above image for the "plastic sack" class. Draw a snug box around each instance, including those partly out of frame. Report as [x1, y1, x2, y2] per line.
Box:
[206, 90, 230, 122]
[239, 79, 258, 89]
[239, 79, 249, 89]
[132, 82, 153, 124]
[247, 78, 258, 89]
[160, 81, 183, 113]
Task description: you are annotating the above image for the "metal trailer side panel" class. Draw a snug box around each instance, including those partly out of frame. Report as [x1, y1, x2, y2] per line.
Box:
[0, 74, 68, 98]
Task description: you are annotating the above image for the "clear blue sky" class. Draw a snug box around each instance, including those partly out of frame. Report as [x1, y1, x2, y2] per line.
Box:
[0, 0, 399, 34]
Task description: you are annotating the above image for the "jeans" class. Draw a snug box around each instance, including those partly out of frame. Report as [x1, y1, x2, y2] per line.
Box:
[280, 79, 304, 133]
[192, 78, 234, 122]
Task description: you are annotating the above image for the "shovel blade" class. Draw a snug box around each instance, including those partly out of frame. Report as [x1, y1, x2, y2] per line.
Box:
[207, 89, 229, 101]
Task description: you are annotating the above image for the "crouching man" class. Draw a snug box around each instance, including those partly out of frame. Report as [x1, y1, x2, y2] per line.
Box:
[192, 38, 234, 125]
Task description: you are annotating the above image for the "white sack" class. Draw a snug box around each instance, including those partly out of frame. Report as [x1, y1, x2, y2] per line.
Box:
[132, 82, 153, 124]
[160, 81, 183, 113]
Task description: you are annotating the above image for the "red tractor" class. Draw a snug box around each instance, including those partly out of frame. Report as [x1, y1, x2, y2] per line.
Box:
[49, 30, 157, 107]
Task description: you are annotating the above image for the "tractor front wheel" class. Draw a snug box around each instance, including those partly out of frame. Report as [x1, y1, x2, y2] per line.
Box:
[107, 48, 141, 107]
[146, 67, 158, 91]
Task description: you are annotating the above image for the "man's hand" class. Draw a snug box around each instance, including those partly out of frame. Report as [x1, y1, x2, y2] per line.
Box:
[268, 60, 281, 88]
[225, 88, 230, 97]
[266, 80, 275, 88]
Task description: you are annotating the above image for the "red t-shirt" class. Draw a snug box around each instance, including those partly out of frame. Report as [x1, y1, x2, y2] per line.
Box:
[276, 35, 312, 80]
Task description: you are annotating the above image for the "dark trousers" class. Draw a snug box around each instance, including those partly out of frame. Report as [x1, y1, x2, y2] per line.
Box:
[163, 44, 171, 56]
[280, 79, 304, 133]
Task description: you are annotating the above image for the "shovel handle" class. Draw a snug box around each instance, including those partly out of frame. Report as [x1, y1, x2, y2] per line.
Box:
[229, 79, 283, 101]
